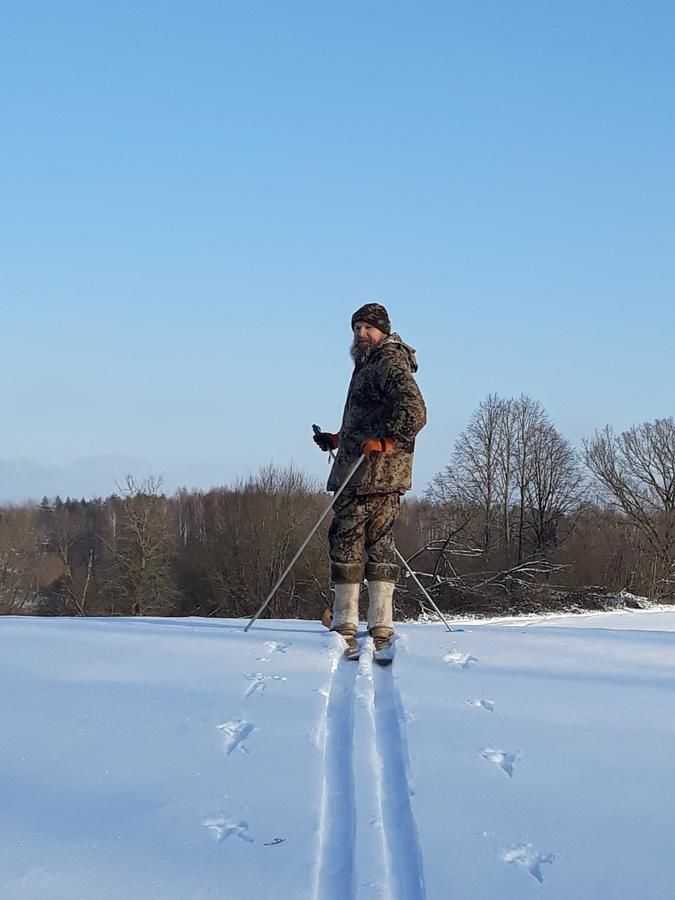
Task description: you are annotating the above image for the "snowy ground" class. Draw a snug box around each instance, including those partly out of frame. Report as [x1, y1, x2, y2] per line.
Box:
[2, 608, 675, 899]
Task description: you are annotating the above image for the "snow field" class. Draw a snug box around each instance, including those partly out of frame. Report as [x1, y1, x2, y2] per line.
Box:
[2, 610, 675, 899]
[402, 616, 675, 898]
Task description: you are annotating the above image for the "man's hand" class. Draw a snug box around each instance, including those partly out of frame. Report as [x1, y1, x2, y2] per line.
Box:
[313, 431, 339, 452]
[362, 437, 394, 457]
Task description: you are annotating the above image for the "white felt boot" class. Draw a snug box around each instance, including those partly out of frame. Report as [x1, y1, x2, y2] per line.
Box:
[367, 581, 395, 665]
[331, 583, 360, 659]
[367, 580, 394, 633]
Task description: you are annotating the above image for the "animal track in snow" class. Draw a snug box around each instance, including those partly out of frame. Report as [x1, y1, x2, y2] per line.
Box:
[217, 719, 256, 755]
[244, 673, 287, 697]
[443, 650, 478, 669]
[502, 843, 555, 883]
[203, 817, 254, 843]
[466, 698, 495, 712]
[257, 641, 291, 661]
[480, 747, 520, 777]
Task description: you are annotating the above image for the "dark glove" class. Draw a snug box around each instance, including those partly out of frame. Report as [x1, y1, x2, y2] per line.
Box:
[313, 431, 339, 452]
[362, 437, 394, 457]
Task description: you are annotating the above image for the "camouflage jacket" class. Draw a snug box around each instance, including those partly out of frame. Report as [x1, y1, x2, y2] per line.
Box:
[326, 333, 427, 495]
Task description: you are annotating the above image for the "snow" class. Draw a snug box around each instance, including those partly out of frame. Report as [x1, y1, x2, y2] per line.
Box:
[2, 609, 675, 899]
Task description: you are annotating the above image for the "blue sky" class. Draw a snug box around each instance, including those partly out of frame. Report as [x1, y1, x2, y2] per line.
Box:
[1, 1, 673, 501]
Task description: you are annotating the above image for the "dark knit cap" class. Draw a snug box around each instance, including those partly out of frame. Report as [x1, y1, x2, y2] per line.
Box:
[351, 302, 391, 334]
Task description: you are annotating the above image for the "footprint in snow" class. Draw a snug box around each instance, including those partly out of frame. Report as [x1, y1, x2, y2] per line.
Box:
[257, 641, 292, 660]
[244, 673, 287, 697]
[217, 720, 256, 755]
[466, 698, 495, 712]
[444, 651, 478, 669]
[502, 843, 555, 883]
[203, 817, 254, 844]
[481, 747, 520, 777]
[266, 641, 291, 654]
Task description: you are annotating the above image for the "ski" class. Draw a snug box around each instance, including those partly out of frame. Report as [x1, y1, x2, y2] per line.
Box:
[373, 654, 393, 667]
[344, 636, 361, 661]
[373, 647, 394, 666]
[372, 635, 395, 666]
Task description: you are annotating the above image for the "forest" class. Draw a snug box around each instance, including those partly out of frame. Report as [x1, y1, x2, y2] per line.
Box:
[2, 396, 673, 621]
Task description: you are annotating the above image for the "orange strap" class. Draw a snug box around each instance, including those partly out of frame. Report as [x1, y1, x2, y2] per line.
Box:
[362, 437, 394, 455]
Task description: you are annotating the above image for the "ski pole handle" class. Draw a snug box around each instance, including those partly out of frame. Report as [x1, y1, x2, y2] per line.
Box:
[312, 423, 336, 462]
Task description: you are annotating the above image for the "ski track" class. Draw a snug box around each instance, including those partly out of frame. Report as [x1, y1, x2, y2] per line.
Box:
[354, 642, 389, 899]
[314, 634, 426, 900]
[314, 636, 358, 900]
[371, 649, 427, 900]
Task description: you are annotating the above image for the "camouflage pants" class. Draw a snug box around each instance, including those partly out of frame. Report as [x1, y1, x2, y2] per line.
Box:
[329, 491, 401, 584]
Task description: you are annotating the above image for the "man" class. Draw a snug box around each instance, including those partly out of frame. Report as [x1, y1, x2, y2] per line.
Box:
[313, 302, 427, 663]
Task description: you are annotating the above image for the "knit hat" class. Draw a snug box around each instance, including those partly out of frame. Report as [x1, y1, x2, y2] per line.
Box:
[351, 302, 391, 334]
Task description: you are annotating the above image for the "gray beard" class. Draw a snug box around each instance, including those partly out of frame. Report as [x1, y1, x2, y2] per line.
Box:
[350, 340, 374, 366]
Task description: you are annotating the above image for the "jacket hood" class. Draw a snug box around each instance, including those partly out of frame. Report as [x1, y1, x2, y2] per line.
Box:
[378, 332, 419, 373]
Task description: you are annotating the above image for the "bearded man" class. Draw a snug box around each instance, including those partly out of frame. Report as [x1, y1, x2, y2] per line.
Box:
[313, 302, 427, 663]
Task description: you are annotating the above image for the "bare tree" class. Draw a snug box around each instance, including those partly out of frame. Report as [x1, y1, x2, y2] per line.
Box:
[436, 393, 506, 560]
[526, 423, 586, 557]
[0, 506, 40, 613]
[585, 418, 675, 597]
[496, 397, 517, 562]
[512, 396, 547, 563]
[426, 394, 586, 594]
[193, 465, 326, 620]
[46, 500, 97, 615]
[102, 476, 179, 615]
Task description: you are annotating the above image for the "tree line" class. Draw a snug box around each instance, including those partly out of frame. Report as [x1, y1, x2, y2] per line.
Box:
[420, 396, 674, 614]
[1, 399, 673, 619]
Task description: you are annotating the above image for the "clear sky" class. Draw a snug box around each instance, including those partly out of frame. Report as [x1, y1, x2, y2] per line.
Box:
[1, 1, 673, 502]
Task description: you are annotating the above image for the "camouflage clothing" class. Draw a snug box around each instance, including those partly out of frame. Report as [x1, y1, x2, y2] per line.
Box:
[329, 491, 401, 585]
[326, 333, 427, 496]
[326, 330, 426, 590]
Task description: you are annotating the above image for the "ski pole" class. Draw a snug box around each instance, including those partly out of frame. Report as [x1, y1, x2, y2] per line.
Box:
[244, 453, 367, 632]
[395, 548, 453, 632]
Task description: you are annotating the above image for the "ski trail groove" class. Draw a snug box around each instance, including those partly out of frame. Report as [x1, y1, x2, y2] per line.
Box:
[314, 640, 358, 900]
[372, 660, 427, 900]
[354, 642, 390, 899]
